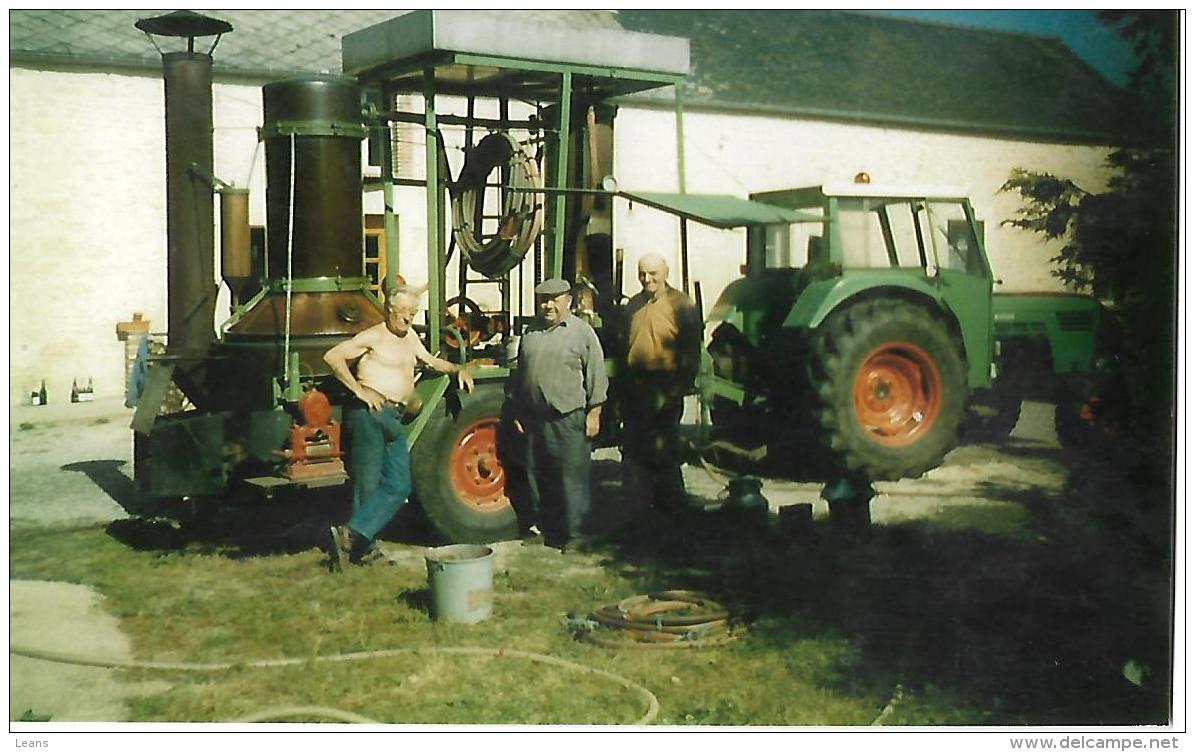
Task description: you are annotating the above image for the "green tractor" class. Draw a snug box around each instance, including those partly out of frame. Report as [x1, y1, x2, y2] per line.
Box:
[654, 181, 1113, 481]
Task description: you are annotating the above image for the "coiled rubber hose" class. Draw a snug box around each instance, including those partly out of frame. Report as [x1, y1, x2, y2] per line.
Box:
[450, 132, 543, 279]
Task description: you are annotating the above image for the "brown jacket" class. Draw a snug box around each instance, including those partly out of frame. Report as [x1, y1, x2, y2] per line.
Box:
[624, 285, 701, 382]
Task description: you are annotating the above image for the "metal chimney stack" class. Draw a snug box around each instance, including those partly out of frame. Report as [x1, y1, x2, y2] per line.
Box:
[135, 10, 232, 407]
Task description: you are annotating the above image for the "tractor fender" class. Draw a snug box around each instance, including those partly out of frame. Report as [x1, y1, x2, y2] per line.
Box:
[783, 275, 949, 330]
[782, 275, 991, 382]
[706, 273, 802, 345]
[707, 276, 767, 329]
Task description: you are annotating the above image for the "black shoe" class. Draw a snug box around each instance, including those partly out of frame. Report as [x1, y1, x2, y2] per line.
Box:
[328, 525, 352, 572]
[356, 542, 389, 566]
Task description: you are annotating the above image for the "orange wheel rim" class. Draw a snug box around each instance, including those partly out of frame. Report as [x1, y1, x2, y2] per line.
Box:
[449, 418, 510, 512]
[852, 342, 942, 446]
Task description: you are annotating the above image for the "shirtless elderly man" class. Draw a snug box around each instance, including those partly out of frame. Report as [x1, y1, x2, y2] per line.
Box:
[323, 285, 473, 570]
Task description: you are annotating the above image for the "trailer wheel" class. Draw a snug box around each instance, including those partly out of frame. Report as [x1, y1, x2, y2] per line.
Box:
[811, 299, 965, 480]
[410, 383, 519, 543]
[1053, 373, 1122, 451]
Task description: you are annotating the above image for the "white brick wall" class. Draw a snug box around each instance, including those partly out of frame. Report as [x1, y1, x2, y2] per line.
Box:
[11, 68, 168, 406]
[9, 67, 270, 407]
[9, 67, 1115, 406]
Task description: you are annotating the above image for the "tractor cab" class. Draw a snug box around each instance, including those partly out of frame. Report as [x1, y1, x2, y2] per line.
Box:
[749, 182, 993, 282]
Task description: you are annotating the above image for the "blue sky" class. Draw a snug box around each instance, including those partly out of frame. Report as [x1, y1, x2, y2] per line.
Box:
[871, 10, 1138, 87]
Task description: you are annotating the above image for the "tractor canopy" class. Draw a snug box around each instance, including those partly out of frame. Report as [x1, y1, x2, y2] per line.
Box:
[618, 191, 822, 229]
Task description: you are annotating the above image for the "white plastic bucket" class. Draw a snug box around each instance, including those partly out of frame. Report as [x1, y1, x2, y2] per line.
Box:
[424, 544, 494, 624]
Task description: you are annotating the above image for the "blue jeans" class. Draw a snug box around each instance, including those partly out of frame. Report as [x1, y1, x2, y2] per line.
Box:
[347, 406, 411, 543]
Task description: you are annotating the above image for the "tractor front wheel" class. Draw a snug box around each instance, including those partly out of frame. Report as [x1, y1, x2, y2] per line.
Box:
[811, 299, 966, 480]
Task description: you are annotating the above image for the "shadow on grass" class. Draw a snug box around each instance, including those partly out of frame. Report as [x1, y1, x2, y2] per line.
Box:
[61, 460, 155, 516]
[589, 445, 1172, 726]
[101, 488, 448, 561]
[397, 587, 432, 618]
[64, 453, 447, 559]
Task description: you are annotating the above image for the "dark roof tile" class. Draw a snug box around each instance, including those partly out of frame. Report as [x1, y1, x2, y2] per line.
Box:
[616, 9, 1126, 142]
[10, 9, 1124, 141]
[10, 10, 620, 77]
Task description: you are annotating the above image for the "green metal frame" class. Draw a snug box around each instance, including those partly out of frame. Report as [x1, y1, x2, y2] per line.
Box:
[403, 366, 511, 445]
[344, 42, 693, 463]
[354, 46, 686, 442]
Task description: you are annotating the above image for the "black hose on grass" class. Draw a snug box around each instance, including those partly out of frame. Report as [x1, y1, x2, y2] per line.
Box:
[10, 644, 660, 725]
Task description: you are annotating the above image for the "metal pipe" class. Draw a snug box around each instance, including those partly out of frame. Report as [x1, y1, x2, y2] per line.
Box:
[500, 97, 512, 327]
[551, 72, 572, 280]
[461, 93, 475, 309]
[380, 84, 400, 296]
[381, 110, 545, 132]
[423, 67, 442, 351]
[162, 51, 216, 357]
[674, 84, 687, 195]
[680, 218, 690, 296]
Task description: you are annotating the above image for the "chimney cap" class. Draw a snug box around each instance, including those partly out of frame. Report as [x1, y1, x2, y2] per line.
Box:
[135, 10, 232, 39]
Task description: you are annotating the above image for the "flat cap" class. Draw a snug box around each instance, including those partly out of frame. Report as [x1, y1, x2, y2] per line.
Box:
[534, 278, 571, 296]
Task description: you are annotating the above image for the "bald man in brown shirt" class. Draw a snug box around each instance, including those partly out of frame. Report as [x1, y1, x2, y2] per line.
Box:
[621, 252, 701, 516]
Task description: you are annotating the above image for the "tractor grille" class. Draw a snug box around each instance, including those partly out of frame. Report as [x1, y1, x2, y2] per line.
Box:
[994, 321, 1048, 336]
[1055, 310, 1096, 332]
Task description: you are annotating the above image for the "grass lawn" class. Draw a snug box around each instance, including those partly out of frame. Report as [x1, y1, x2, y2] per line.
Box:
[9, 448, 1172, 727]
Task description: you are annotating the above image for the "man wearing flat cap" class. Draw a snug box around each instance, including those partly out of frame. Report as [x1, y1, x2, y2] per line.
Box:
[510, 277, 608, 551]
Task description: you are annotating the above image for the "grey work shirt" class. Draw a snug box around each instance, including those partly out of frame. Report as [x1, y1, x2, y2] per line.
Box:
[513, 312, 608, 419]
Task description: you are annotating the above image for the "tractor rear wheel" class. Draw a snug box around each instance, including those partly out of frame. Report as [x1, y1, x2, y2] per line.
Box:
[410, 383, 519, 543]
[811, 299, 966, 480]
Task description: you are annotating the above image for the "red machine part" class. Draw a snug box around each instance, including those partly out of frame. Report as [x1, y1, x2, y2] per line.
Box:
[283, 387, 346, 481]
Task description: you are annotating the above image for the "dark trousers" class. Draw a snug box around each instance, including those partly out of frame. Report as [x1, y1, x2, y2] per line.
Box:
[524, 409, 591, 543]
[621, 372, 686, 512]
[346, 406, 411, 543]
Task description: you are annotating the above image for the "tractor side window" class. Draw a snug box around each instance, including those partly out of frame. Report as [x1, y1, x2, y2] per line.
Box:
[763, 222, 827, 269]
[838, 199, 927, 268]
[837, 199, 886, 267]
[764, 223, 792, 268]
[928, 202, 985, 276]
[800, 228, 828, 266]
